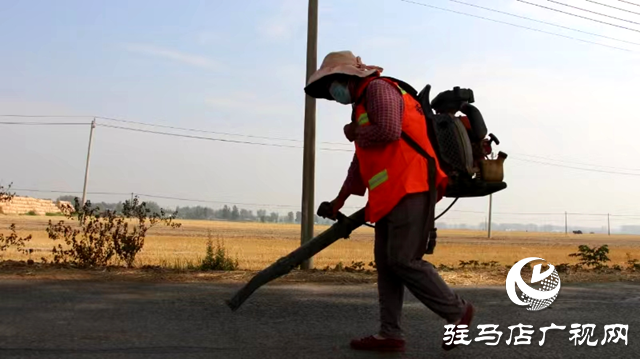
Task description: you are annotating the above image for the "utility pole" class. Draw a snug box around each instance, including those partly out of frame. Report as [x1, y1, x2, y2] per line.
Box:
[81, 119, 96, 207]
[565, 211, 568, 235]
[487, 194, 493, 238]
[300, 0, 318, 270]
[608, 213, 611, 236]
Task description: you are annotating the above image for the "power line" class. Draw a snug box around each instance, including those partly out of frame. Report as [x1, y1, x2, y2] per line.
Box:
[10, 187, 353, 210]
[548, 0, 640, 26]
[96, 116, 350, 147]
[11, 188, 302, 209]
[0, 121, 90, 126]
[448, 209, 485, 214]
[97, 123, 352, 152]
[619, 0, 640, 8]
[567, 212, 608, 216]
[446, 0, 640, 46]
[6, 114, 640, 177]
[11, 188, 131, 196]
[11, 187, 640, 219]
[0, 115, 92, 118]
[585, 0, 640, 16]
[134, 193, 303, 209]
[512, 153, 640, 172]
[0, 114, 352, 147]
[400, 0, 634, 52]
[511, 157, 640, 176]
[494, 211, 565, 215]
[517, 0, 640, 34]
[610, 214, 640, 218]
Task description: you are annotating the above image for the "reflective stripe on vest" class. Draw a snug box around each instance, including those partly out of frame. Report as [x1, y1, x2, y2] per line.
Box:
[358, 113, 370, 126]
[357, 85, 404, 127]
[368, 169, 388, 190]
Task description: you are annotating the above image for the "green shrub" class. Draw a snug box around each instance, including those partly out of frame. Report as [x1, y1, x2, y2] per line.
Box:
[626, 253, 640, 271]
[459, 260, 479, 268]
[346, 261, 366, 272]
[46, 196, 180, 268]
[0, 182, 14, 203]
[0, 224, 32, 258]
[323, 262, 344, 272]
[569, 244, 610, 269]
[438, 263, 455, 271]
[200, 233, 238, 271]
[480, 261, 499, 268]
[555, 263, 571, 273]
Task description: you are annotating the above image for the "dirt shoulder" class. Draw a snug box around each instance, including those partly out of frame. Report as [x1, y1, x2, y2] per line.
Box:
[1, 261, 639, 286]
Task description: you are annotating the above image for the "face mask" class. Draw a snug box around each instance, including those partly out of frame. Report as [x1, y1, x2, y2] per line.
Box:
[329, 81, 352, 105]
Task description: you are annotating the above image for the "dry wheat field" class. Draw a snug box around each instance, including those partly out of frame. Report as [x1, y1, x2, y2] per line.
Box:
[2, 215, 640, 270]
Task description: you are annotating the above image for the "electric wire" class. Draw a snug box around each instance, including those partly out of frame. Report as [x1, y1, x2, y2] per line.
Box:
[134, 193, 303, 209]
[0, 114, 352, 147]
[97, 123, 352, 152]
[0, 121, 90, 126]
[0, 115, 92, 118]
[5, 114, 640, 176]
[547, 0, 640, 26]
[619, 0, 640, 8]
[511, 153, 640, 172]
[96, 116, 351, 147]
[585, 0, 640, 16]
[446, 0, 640, 46]
[510, 157, 640, 176]
[11, 188, 131, 196]
[11, 188, 305, 209]
[10, 187, 640, 221]
[517, 0, 640, 34]
[400, 0, 634, 51]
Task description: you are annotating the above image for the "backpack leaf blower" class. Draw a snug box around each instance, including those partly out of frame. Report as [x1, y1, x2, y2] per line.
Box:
[226, 81, 507, 312]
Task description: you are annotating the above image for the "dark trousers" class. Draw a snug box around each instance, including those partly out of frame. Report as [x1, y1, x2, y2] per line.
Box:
[374, 191, 466, 339]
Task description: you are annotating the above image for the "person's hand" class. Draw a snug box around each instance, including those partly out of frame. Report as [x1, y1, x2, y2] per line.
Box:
[329, 196, 346, 220]
[344, 122, 357, 142]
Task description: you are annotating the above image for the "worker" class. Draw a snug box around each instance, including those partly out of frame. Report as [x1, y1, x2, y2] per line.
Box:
[304, 51, 474, 352]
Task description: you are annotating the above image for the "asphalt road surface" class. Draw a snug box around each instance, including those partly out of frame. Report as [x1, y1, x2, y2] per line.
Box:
[0, 279, 638, 358]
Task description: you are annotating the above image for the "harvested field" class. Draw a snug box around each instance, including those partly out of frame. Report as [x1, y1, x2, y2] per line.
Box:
[1, 215, 640, 271]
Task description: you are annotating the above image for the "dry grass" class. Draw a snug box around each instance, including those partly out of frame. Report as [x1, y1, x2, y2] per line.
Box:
[2, 215, 640, 272]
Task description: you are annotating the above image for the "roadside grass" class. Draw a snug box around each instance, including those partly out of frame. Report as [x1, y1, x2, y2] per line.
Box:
[1, 215, 640, 285]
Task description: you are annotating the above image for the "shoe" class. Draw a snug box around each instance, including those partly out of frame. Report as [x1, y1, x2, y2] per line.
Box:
[442, 302, 475, 351]
[350, 335, 406, 352]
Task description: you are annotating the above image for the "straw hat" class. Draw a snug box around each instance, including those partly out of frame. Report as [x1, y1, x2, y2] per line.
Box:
[304, 51, 383, 100]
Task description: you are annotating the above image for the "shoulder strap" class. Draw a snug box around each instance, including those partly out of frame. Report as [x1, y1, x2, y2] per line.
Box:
[383, 75, 439, 254]
[401, 131, 438, 254]
[378, 76, 419, 99]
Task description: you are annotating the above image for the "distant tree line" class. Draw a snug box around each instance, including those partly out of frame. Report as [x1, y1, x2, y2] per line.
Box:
[56, 196, 333, 225]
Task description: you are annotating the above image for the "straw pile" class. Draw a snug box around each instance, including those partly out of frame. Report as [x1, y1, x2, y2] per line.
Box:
[0, 196, 75, 215]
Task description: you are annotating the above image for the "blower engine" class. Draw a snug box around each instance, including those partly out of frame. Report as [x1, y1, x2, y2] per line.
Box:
[419, 84, 507, 199]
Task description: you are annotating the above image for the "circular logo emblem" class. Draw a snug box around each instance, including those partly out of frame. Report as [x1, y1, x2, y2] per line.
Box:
[506, 257, 561, 311]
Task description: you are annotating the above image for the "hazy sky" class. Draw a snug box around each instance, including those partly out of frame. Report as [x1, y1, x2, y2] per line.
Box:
[1, 0, 639, 229]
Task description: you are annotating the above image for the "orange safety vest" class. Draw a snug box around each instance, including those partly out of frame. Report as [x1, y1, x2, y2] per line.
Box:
[353, 76, 448, 223]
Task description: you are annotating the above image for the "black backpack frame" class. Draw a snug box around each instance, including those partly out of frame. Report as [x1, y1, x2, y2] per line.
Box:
[378, 76, 507, 254]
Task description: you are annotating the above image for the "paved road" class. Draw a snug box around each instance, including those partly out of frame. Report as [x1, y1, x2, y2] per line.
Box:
[0, 279, 638, 358]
